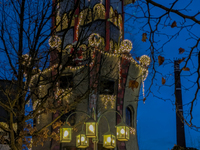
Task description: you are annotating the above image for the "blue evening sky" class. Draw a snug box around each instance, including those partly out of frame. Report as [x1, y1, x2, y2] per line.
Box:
[124, 1, 200, 150]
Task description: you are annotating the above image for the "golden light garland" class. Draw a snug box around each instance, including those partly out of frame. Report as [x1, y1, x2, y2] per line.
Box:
[37, 110, 41, 124]
[32, 100, 41, 124]
[29, 64, 56, 86]
[100, 95, 116, 109]
[129, 127, 136, 135]
[118, 60, 121, 88]
[118, 14, 123, 41]
[75, 12, 83, 40]
[34, 31, 150, 110]
[139, 55, 150, 102]
[55, 87, 72, 102]
[31, 42, 149, 92]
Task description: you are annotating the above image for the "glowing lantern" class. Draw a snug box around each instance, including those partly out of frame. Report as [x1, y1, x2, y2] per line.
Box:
[103, 131, 116, 149]
[60, 124, 72, 143]
[76, 130, 89, 148]
[115, 121, 130, 141]
[85, 117, 97, 138]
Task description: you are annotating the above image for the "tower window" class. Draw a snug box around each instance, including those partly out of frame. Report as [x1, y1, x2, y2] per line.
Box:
[60, 73, 73, 89]
[126, 106, 134, 127]
[100, 79, 115, 95]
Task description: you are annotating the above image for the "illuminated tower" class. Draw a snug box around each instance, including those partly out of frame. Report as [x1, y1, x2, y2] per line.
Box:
[33, 0, 150, 150]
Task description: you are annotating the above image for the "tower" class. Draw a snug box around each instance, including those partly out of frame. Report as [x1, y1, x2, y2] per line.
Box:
[174, 60, 186, 147]
[32, 0, 150, 150]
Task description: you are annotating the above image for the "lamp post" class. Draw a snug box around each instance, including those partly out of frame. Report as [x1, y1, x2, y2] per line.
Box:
[60, 108, 130, 149]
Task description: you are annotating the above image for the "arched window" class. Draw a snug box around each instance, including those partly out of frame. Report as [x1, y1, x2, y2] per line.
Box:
[126, 106, 134, 127]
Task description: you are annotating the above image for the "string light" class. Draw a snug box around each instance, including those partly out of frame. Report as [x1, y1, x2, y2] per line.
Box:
[129, 127, 136, 135]
[55, 88, 72, 102]
[33, 36, 149, 92]
[139, 55, 150, 102]
[37, 110, 41, 124]
[100, 95, 116, 109]
[34, 29, 150, 112]
[118, 14, 123, 41]
[118, 60, 121, 88]
[75, 12, 83, 40]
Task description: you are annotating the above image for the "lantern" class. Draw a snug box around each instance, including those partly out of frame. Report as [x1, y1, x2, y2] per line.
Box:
[85, 117, 97, 138]
[76, 130, 89, 148]
[103, 131, 116, 149]
[60, 124, 72, 143]
[115, 121, 130, 141]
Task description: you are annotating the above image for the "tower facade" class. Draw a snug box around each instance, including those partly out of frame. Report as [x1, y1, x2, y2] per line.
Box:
[33, 0, 150, 150]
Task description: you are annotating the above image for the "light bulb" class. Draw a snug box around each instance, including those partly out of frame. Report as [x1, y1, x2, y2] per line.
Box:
[112, 140, 115, 143]
[81, 136, 85, 142]
[89, 125, 94, 133]
[120, 129, 125, 134]
[64, 130, 69, 137]
[78, 139, 80, 143]
[107, 137, 111, 143]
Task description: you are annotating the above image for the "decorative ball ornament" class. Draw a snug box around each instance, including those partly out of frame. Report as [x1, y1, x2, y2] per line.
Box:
[49, 35, 61, 48]
[139, 55, 150, 67]
[88, 33, 101, 47]
[119, 40, 132, 53]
